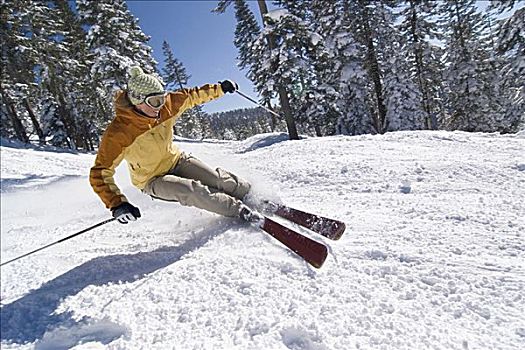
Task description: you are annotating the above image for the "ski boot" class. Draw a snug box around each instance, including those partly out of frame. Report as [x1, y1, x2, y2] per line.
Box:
[239, 204, 265, 226]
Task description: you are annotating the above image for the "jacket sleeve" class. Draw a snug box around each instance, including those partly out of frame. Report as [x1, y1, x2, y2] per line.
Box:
[169, 83, 224, 115]
[89, 124, 129, 209]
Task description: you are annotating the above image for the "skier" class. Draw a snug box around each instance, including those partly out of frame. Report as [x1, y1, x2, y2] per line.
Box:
[90, 66, 259, 224]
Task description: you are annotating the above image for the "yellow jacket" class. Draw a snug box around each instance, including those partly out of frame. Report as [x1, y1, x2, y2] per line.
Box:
[90, 84, 224, 209]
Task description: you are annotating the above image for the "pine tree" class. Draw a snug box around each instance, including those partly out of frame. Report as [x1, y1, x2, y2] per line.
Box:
[490, 2, 524, 132]
[228, 0, 281, 131]
[215, 0, 299, 139]
[382, 42, 426, 131]
[249, 9, 319, 133]
[32, 0, 97, 149]
[215, 0, 261, 73]
[1, 0, 159, 147]
[0, 0, 37, 143]
[208, 107, 277, 140]
[0, 0, 85, 147]
[176, 108, 203, 139]
[53, 0, 98, 150]
[40, 95, 68, 147]
[399, 0, 445, 129]
[160, 40, 206, 139]
[77, 0, 157, 124]
[161, 40, 190, 90]
[439, 0, 505, 132]
[308, 0, 372, 136]
[258, 1, 300, 140]
[345, 0, 390, 134]
[378, 2, 426, 131]
[274, 0, 336, 136]
[199, 114, 213, 139]
[232, 0, 261, 72]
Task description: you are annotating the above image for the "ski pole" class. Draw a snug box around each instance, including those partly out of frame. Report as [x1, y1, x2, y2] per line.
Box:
[0, 218, 116, 267]
[235, 90, 281, 118]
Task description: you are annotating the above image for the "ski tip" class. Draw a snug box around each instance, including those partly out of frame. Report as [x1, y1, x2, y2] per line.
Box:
[308, 244, 328, 269]
[311, 256, 327, 269]
[330, 222, 346, 240]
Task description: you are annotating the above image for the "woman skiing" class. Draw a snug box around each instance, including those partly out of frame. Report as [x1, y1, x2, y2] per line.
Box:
[90, 66, 258, 224]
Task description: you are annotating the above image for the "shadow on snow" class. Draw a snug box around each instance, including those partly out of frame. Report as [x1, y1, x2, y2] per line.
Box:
[0, 174, 82, 193]
[0, 220, 232, 347]
[0, 137, 91, 155]
[238, 133, 292, 153]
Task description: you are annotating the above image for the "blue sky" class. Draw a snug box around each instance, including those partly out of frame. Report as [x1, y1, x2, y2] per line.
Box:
[127, 0, 264, 113]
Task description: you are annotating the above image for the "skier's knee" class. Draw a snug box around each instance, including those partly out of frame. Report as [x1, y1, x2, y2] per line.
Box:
[216, 168, 251, 199]
[178, 180, 211, 207]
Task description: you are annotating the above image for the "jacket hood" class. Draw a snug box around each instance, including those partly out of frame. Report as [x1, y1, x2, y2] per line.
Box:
[115, 90, 134, 109]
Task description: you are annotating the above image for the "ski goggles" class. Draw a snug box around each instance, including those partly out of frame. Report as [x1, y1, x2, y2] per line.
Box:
[143, 92, 167, 109]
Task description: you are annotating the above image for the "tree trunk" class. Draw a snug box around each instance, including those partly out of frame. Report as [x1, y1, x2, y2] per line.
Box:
[56, 91, 77, 150]
[45, 67, 77, 149]
[79, 121, 93, 151]
[452, 0, 471, 129]
[409, 1, 432, 129]
[257, 0, 299, 140]
[85, 119, 95, 151]
[174, 68, 185, 90]
[267, 101, 277, 132]
[23, 98, 45, 144]
[0, 86, 29, 143]
[314, 124, 322, 137]
[361, 2, 388, 134]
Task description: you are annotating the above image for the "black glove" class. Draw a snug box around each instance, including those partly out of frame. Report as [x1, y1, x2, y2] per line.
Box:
[111, 202, 141, 224]
[220, 80, 238, 94]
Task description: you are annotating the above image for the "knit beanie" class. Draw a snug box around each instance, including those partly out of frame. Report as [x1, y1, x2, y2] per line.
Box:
[127, 66, 164, 105]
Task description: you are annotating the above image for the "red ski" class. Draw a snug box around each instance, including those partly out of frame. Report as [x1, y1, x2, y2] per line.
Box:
[259, 217, 328, 268]
[267, 203, 346, 240]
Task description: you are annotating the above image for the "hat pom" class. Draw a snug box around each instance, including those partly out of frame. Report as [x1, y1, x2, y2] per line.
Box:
[129, 66, 143, 78]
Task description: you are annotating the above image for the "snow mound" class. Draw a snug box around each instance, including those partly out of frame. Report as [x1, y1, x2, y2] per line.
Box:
[236, 132, 292, 153]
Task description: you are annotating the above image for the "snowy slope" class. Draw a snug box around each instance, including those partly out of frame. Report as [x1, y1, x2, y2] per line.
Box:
[1, 131, 524, 350]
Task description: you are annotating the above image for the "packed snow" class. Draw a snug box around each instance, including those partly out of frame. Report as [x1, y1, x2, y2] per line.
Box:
[1, 131, 524, 350]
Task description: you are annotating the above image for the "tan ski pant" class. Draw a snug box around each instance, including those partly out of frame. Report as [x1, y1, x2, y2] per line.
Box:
[143, 153, 251, 217]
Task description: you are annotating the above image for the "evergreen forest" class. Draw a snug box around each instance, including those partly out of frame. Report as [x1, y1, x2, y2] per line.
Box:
[1, 0, 523, 149]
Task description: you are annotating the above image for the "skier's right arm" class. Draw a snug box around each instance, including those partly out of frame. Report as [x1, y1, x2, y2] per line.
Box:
[89, 125, 129, 210]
